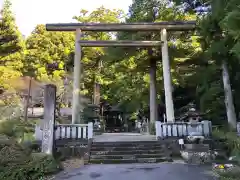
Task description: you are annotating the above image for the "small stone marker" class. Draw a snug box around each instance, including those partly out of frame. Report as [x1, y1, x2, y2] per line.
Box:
[41, 84, 57, 155]
[178, 138, 184, 149]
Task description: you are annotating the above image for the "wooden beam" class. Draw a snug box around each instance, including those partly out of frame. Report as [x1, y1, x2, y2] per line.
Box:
[78, 40, 162, 47]
[46, 21, 196, 32]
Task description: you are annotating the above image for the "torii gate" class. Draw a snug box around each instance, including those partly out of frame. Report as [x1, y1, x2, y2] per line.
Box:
[46, 21, 196, 124]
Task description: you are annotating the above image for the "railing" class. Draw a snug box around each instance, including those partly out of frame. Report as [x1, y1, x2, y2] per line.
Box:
[34, 122, 93, 141]
[55, 123, 93, 140]
[155, 120, 212, 139]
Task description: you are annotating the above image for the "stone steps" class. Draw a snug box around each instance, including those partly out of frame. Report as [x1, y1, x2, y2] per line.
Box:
[91, 146, 164, 151]
[89, 158, 172, 164]
[91, 150, 164, 155]
[91, 154, 166, 159]
[89, 140, 171, 164]
[92, 141, 160, 146]
[92, 143, 162, 147]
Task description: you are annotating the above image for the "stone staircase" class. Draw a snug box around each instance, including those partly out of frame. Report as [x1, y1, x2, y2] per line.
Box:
[89, 141, 172, 164]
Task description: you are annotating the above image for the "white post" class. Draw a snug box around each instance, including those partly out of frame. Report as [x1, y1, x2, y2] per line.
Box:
[72, 29, 82, 124]
[88, 122, 93, 139]
[161, 29, 175, 122]
[155, 121, 162, 140]
[202, 120, 211, 137]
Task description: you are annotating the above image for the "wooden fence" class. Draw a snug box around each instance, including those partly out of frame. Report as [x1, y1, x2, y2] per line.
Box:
[155, 120, 212, 139]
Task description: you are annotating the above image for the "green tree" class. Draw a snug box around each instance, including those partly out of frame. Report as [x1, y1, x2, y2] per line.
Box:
[101, 0, 198, 116]
[25, 24, 75, 81]
[72, 7, 124, 98]
[0, 0, 25, 91]
[171, 0, 240, 127]
[25, 25, 76, 113]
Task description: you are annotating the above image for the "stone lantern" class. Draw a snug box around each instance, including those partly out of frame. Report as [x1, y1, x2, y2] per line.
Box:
[182, 106, 205, 142]
[181, 105, 203, 123]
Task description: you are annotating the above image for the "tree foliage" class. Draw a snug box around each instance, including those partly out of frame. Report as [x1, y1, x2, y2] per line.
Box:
[0, 0, 25, 91]
[2, 0, 240, 124]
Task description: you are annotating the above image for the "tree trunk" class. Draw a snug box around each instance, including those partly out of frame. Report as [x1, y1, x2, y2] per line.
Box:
[93, 81, 100, 105]
[222, 60, 237, 129]
[24, 77, 32, 121]
[93, 60, 102, 105]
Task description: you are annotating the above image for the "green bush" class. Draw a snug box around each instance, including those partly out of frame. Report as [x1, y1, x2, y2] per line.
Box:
[0, 136, 62, 180]
[0, 119, 35, 138]
[213, 129, 240, 158]
[0, 119, 38, 144]
[215, 167, 240, 180]
[213, 129, 240, 180]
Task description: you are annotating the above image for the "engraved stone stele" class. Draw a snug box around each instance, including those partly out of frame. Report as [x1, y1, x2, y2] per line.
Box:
[41, 84, 57, 155]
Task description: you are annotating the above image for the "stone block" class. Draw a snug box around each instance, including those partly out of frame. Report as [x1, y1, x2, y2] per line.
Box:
[180, 151, 213, 164]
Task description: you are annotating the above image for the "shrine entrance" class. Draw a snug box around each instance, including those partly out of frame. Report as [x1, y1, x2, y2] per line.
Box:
[40, 22, 216, 159]
[46, 21, 196, 127]
[104, 108, 125, 133]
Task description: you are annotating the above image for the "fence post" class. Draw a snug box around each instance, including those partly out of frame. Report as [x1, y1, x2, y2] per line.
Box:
[237, 122, 240, 136]
[41, 84, 56, 155]
[88, 122, 93, 139]
[202, 120, 211, 137]
[155, 121, 162, 140]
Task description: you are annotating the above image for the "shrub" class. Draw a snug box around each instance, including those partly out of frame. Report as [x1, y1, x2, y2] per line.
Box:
[213, 129, 240, 158]
[0, 136, 62, 180]
[0, 97, 23, 121]
[0, 119, 36, 143]
[213, 129, 240, 180]
[0, 119, 24, 138]
[214, 167, 240, 180]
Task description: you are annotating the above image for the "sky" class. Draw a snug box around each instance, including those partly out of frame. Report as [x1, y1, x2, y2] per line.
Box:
[0, 0, 132, 36]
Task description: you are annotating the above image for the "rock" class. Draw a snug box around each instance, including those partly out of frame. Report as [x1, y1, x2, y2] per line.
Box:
[229, 156, 237, 161]
[187, 135, 205, 143]
[61, 158, 85, 170]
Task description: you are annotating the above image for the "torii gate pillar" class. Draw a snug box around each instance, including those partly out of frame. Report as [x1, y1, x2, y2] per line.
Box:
[72, 29, 82, 124]
[161, 29, 175, 122]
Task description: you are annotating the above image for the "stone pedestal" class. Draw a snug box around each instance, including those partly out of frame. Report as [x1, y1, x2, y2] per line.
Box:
[181, 144, 214, 164]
